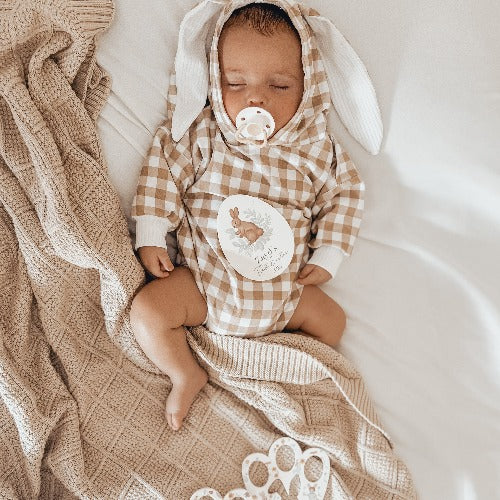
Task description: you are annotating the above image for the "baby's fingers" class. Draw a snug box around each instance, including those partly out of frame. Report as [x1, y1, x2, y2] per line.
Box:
[298, 270, 319, 285]
[297, 265, 331, 285]
[298, 264, 317, 284]
[149, 261, 170, 278]
[298, 264, 314, 279]
[144, 255, 170, 278]
[158, 253, 174, 274]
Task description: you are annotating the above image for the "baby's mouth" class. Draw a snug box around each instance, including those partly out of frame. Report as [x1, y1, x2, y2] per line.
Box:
[234, 107, 275, 147]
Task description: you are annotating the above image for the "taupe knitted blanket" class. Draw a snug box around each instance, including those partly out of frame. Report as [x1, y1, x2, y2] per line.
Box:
[0, 2, 416, 498]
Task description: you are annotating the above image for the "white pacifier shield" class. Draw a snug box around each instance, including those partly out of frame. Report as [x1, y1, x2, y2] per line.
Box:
[217, 194, 294, 281]
[235, 106, 275, 140]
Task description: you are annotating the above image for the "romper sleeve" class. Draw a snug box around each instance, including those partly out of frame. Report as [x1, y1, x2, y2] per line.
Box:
[131, 79, 198, 250]
[308, 140, 365, 277]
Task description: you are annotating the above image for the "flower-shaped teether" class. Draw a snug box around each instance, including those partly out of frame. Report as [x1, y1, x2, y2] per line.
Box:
[190, 437, 331, 499]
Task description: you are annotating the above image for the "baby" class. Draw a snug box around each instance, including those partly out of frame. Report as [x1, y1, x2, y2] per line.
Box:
[130, 3, 364, 431]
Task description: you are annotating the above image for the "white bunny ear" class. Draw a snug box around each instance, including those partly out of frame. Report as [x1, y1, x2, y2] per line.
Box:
[304, 13, 383, 155]
[171, 0, 226, 142]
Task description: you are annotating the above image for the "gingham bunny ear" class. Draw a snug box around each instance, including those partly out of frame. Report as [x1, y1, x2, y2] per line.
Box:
[171, 0, 226, 142]
[303, 10, 383, 155]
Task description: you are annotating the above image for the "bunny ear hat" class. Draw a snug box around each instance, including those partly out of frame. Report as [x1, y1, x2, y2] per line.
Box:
[172, 0, 383, 154]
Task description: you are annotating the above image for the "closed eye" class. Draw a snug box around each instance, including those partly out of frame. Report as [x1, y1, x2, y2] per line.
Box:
[271, 85, 289, 90]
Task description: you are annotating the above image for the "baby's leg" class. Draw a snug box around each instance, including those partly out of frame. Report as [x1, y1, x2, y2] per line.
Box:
[285, 285, 346, 346]
[130, 267, 208, 431]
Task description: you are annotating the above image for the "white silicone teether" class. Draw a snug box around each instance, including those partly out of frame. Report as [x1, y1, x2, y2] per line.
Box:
[235, 106, 275, 146]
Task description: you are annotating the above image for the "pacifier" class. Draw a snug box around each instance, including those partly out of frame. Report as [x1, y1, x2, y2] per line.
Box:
[234, 106, 275, 147]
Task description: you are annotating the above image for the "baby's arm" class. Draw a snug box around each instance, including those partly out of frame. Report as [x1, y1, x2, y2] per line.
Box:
[307, 140, 365, 280]
[132, 120, 196, 277]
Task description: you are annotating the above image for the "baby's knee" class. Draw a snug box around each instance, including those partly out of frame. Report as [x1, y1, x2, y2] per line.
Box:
[129, 283, 176, 337]
[312, 288, 346, 346]
[129, 286, 155, 338]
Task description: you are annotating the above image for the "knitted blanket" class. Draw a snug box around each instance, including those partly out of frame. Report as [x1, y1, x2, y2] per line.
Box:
[0, 1, 417, 498]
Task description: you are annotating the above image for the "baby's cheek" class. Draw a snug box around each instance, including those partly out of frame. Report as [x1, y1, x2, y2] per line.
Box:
[280, 98, 302, 129]
[221, 95, 239, 125]
[273, 110, 293, 133]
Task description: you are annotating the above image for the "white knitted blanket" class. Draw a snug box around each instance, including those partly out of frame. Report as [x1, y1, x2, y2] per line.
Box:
[0, 1, 416, 498]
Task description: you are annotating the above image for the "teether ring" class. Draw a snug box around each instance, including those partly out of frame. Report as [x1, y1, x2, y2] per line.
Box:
[190, 436, 331, 499]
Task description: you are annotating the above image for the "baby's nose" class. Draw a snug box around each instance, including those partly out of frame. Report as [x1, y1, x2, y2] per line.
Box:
[246, 88, 266, 106]
[248, 96, 265, 106]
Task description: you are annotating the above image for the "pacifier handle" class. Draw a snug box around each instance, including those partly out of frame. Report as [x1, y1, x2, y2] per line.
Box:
[234, 106, 275, 147]
[234, 127, 268, 147]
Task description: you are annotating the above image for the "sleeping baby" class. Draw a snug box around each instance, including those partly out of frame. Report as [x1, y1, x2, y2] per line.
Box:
[130, 1, 365, 431]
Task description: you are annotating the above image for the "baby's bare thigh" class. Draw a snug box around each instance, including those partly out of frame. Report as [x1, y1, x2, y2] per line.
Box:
[287, 285, 328, 324]
[285, 285, 345, 343]
[133, 266, 207, 328]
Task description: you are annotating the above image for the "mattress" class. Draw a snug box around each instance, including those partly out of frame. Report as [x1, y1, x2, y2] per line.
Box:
[96, 1, 500, 498]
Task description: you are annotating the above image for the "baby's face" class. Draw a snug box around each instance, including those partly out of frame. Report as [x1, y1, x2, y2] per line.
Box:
[218, 23, 304, 135]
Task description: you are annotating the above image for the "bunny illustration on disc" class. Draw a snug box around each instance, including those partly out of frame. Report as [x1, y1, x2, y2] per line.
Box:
[217, 195, 294, 281]
[234, 107, 275, 146]
[229, 207, 264, 244]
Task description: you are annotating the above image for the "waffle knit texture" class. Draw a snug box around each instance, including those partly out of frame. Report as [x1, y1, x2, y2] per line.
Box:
[0, 1, 416, 498]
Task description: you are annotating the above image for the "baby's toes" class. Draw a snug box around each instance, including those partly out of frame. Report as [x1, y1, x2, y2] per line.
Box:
[165, 410, 183, 431]
[170, 413, 183, 431]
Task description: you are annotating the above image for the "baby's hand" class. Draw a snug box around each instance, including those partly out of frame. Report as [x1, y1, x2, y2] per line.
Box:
[297, 264, 332, 286]
[138, 246, 174, 278]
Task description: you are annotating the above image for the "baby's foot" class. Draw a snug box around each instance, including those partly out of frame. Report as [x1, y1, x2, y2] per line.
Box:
[166, 367, 208, 431]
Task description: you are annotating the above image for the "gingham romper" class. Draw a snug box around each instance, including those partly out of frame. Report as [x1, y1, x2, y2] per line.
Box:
[132, 3, 364, 337]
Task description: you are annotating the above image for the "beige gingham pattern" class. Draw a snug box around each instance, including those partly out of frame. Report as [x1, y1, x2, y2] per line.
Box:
[132, 1, 365, 337]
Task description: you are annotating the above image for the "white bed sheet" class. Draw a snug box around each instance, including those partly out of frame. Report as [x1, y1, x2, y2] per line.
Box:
[96, 1, 500, 498]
